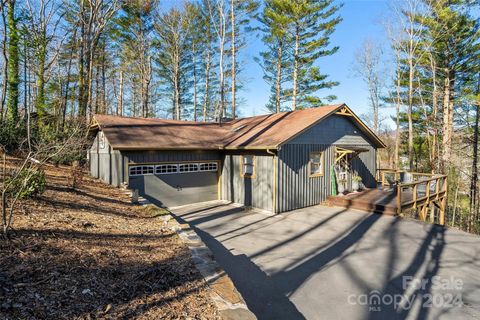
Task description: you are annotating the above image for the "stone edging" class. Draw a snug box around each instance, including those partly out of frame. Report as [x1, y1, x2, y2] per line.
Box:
[171, 221, 256, 320]
[125, 191, 256, 320]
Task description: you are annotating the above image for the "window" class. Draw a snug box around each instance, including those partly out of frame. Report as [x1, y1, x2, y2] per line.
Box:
[199, 162, 218, 172]
[155, 164, 178, 174]
[309, 152, 324, 177]
[129, 165, 154, 176]
[179, 163, 198, 173]
[241, 155, 255, 178]
[99, 132, 105, 149]
[130, 162, 218, 176]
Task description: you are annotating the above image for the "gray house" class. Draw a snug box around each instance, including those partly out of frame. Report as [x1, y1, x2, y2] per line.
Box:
[89, 104, 385, 213]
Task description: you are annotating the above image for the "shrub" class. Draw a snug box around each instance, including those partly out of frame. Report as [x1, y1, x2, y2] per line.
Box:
[0, 121, 28, 153]
[51, 151, 87, 166]
[6, 168, 46, 199]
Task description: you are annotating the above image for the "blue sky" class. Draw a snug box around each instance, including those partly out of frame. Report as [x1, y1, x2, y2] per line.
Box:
[162, 0, 395, 127]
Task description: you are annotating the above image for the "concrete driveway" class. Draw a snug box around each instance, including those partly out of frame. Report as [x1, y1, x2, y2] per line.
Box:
[170, 201, 480, 320]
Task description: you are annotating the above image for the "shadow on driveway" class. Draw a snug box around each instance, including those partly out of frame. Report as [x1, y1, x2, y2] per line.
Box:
[170, 201, 480, 320]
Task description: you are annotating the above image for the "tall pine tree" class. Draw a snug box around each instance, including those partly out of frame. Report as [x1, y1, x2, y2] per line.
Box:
[256, 0, 292, 113]
[286, 0, 342, 109]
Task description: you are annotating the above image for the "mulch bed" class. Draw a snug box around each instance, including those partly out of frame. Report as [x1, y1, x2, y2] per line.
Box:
[0, 158, 218, 319]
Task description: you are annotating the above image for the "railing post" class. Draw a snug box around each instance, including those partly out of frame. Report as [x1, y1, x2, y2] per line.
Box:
[426, 180, 433, 222]
[440, 176, 447, 226]
[413, 184, 418, 210]
[396, 183, 402, 215]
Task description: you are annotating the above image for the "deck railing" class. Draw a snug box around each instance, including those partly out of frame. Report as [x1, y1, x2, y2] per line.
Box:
[377, 169, 435, 187]
[377, 169, 447, 225]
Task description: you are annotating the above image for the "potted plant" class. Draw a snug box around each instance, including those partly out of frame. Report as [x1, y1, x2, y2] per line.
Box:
[352, 174, 362, 192]
[337, 178, 347, 195]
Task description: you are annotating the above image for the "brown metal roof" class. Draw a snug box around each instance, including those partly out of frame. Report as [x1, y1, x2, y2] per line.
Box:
[92, 104, 386, 150]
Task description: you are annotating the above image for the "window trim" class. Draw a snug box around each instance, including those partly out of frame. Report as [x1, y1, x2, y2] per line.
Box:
[128, 161, 219, 177]
[179, 163, 199, 173]
[308, 152, 324, 177]
[240, 155, 256, 179]
[129, 165, 155, 176]
[155, 164, 179, 175]
[199, 162, 218, 172]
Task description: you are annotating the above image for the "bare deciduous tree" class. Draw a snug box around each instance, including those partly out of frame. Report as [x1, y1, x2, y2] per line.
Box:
[353, 39, 385, 134]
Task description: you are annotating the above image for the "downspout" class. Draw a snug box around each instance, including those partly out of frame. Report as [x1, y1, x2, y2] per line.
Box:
[267, 148, 277, 214]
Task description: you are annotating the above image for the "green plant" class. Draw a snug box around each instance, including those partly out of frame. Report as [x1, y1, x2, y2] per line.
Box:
[6, 168, 46, 199]
[0, 121, 28, 153]
[51, 151, 87, 166]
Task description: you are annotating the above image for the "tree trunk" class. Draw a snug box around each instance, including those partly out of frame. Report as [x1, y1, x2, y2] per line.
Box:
[193, 44, 197, 121]
[35, 42, 47, 124]
[218, 18, 225, 120]
[62, 35, 75, 131]
[442, 68, 454, 173]
[230, 0, 236, 119]
[275, 40, 283, 113]
[430, 53, 438, 173]
[174, 52, 180, 120]
[203, 40, 211, 122]
[407, 57, 414, 170]
[142, 55, 151, 117]
[470, 74, 479, 219]
[394, 56, 401, 170]
[78, 0, 86, 118]
[132, 81, 137, 117]
[6, 0, 19, 122]
[101, 47, 106, 114]
[23, 33, 27, 120]
[0, 7, 8, 123]
[118, 70, 123, 116]
[292, 23, 299, 110]
[86, 40, 97, 120]
[95, 63, 100, 114]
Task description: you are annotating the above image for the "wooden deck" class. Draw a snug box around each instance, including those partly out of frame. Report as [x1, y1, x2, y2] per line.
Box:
[328, 170, 448, 225]
[326, 188, 410, 216]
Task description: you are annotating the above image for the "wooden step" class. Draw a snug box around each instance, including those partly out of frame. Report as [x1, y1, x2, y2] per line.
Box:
[326, 191, 398, 216]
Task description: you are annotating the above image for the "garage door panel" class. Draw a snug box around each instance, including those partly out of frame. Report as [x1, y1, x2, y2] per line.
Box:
[129, 172, 218, 207]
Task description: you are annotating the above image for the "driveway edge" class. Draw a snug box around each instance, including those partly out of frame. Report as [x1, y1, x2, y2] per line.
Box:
[127, 192, 256, 320]
[172, 221, 256, 320]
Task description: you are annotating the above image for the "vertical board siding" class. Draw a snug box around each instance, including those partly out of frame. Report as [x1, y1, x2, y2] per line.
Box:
[89, 131, 112, 184]
[222, 154, 274, 212]
[288, 115, 371, 145]
[351, 146, 376, 188]
[277, 144, 376, 213]
[276, 114, 379, 213]
[110, 150, 123, 187]
[277, 144, 333, 212]
[90, 153, 99, 178]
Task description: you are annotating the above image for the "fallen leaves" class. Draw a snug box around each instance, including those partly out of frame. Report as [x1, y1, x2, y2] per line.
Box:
[0, 158, 218, 319]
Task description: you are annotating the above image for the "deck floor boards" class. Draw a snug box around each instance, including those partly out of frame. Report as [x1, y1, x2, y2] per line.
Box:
[327, 188, 414, 215]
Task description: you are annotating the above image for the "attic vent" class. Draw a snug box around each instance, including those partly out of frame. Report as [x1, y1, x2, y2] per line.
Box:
[232, 124, 247, 132]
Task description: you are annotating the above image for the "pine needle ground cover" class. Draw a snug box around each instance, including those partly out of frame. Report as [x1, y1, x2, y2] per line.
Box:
[0, 157, 218, 319]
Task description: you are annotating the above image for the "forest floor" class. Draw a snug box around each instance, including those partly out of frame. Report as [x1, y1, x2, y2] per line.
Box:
[0, 157, 218, 319]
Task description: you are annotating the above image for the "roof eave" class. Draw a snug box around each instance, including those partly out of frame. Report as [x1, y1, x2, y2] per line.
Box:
[111, 145, 279, 151]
